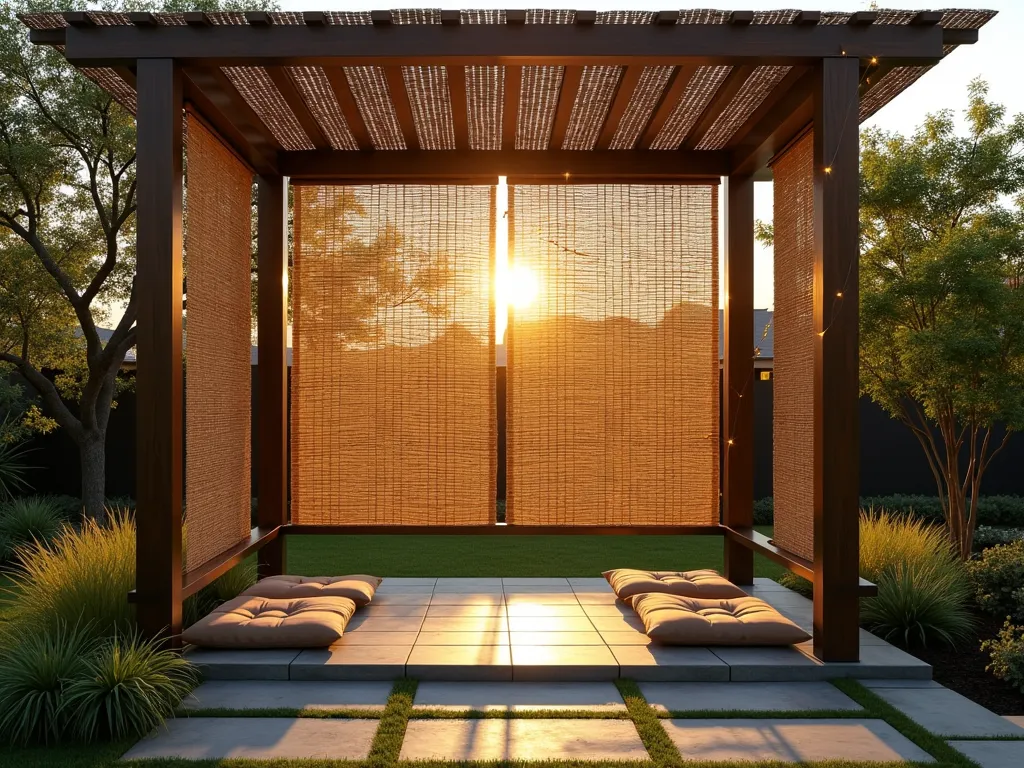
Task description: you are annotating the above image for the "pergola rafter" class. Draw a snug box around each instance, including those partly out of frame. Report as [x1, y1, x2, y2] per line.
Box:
[21, 8, 995, 664]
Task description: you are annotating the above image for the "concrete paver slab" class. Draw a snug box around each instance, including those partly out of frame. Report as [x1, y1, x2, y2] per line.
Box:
[290, 645, 410, 680]
[639, 682, 862, 713]
[511, 645, 619, 681]
[407, 644, 513, 681]
[181, 680, 393, 711]
[184, 649, 299, 681]
[662, 719, 934, 762]
[399, 719, 648, 761]
[948, 740, 1024, 768]
[612, 646, 729, 682]
[412, 681, 627, 711]
[121, 718, 377, 760]
[874, 686, 1024, 736]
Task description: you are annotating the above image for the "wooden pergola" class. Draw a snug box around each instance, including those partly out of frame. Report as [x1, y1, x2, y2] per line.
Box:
[25, 8, 993, 663]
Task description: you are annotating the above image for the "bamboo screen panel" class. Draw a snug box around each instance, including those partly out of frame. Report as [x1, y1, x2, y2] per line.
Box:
[507, 185, 719, 526]
[183, 117, 253, 571]
[291, 185, 495, 525]
[772, 132, 816, 561]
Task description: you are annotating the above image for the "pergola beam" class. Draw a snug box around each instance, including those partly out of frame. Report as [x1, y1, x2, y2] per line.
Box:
[323, 68, 373, 150]
[682, 65, 756, 150]
[279, 148, 731, 181]
[596, 65, 642, 149]
[447, 64, 469, 149]
[266, 67, 331, 150]
[502, 66, 522, 150]
[638, 65, 696, 149]
[548, 66, 583, 150]
[384, 67, 419, 150]
[56, 23, 953, 67]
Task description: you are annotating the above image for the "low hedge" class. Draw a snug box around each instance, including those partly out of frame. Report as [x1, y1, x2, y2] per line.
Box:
[752, 495, 1024, 527]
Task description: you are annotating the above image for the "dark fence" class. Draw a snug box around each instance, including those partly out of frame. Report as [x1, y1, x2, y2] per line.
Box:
[20, 366, 1024, 502]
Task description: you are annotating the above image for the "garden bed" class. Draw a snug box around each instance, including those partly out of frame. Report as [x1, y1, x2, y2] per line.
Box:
[908, 611, 1024, 715]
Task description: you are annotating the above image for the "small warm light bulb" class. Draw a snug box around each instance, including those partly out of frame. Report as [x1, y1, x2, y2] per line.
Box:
[563, 171, 571, 181]
[727, 439, 735, 446]
[818, 331, 826, 337]
[836, 291, 843, 298]
[824, 166, 833, 174]
[871, 57, 878, 65]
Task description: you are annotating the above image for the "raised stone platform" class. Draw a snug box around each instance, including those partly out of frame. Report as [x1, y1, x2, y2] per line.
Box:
[185, 577, 931, 682]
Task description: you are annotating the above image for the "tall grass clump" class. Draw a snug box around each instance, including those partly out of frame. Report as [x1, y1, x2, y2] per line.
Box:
[62, 632, 198, 742]
[859, 509, 973, 648]
[0, 622, 91, 745]
[0, 497, 65, 560]
[5, 510, 135, 637]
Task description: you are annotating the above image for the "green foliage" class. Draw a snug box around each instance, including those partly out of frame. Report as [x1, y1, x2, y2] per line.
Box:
[754, 495, 1024, 527]
[752, 497, 774, 525]
[210, 560, 256, 603]
[859, 510, 973, 648]
[0, 621, 91, 745]
[0, 428, 30, 499]
[61, 632, 197, 743]
[6, 510, 135, 637]
[982, 619, 1024, 694]
[0, 496, 64, 559]
[859, 79, 1024, 557]
[967, 539, 1024, 621]
[776, 570, 812, 597]
[974, 525, 1024, 550]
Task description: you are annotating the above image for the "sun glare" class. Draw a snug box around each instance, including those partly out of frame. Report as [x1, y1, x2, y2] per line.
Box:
[495, 177, 540, 343]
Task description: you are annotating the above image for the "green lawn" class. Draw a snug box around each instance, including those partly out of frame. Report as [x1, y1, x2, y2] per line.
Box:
[284, 528, 785, 579]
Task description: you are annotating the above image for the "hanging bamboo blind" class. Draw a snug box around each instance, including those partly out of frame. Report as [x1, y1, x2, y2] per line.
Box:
[291, 185, 496, 525]
[506, 185, 719, 526]
[183, 116, 254, 570]
[772, 132, 816, 561]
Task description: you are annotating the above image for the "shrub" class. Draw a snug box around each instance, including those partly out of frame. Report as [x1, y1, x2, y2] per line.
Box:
[0, 622, 91, 745]
[862, 561, 975, 648]
[0, 496, 65, 560]
[859, 510, 973, 648]
[0, 434, 30, 500]
[967, 539, 1024, 622]
[750, 495, 1024, 527]
[211, 561, 257, 603]
[982, 619, 1024, 694]
[973, 525, 1024, 551]
[777, 570, 812, 597]
[752, 497, 774, 526]
[6, 510, 135, 637]
[62, 632, 198, 743]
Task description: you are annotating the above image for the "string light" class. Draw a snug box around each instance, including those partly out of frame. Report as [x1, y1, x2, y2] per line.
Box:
[870, 56, 878, 65]
[727, 439, 735, 446]
[824, 166, 833, 174]
[836, 291, 843, 298]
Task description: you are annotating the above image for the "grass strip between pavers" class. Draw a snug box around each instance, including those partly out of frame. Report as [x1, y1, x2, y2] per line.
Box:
[366, 678, 417, 768]
[182, 707, 386, 719]
[408, 707, 631, 719]
[657, 707, 871, 720]
[614, 678, 685, 768]
[830, 678, 981, 768]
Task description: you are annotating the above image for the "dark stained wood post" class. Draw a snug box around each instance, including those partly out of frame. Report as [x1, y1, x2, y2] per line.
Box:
[722, 173, 755, 585]
[812, 56, 861, 662]
[135, 59, 184, 642]
[256, 174, 289, 577]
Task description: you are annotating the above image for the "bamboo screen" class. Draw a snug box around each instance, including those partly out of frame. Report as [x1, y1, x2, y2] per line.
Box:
[506, 185, 719, 526]
[291, 185, 495, 525]
[183, 116, 254, 570]
[772, 132, 816, 561]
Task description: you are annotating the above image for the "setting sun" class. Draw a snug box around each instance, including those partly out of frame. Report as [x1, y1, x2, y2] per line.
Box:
[504, 264, 540, 310]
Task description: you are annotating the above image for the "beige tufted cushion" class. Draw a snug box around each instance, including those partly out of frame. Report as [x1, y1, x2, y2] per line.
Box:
[182, 595, 357, 648]
[631, 593, 811, 646]
[242, 574, 382, 605]
[602, 569, 748, 601]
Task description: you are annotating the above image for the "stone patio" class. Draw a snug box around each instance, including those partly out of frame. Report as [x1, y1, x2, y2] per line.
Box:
[130, 678, 1024, 763]
[185, 577, 931, 682]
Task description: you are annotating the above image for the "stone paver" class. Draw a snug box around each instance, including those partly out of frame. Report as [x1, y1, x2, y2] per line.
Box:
[640, 682, 863, 713]
[412, 681, 627, 711]
[407, 644, 513, 681]
[181, 680, 392, 711]
[185, 649, 299, 680]
[662, 719, 934, 763]
[949, 740, 1024, 768]
[290, 645, 410, 680]
[860, 679, 943, 689]
[613, 646, 730, 681]
[511, 644, 619, 681]
[121, 718, 377, 760]
[399, 719, 648, 761]
[874, 686, 1024, 737]
[1005, 715, 1024, 728]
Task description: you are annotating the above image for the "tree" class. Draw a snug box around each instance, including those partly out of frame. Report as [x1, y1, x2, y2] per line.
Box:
[0, 1, 270, 521]
[859, 80, 1024, 558]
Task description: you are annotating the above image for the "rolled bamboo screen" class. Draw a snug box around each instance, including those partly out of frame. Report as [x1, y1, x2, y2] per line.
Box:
[507, 185, 719, 526]
[771, 132, 816, 561]
[183, 116, 254, 570]
[291, 185, 496, 525]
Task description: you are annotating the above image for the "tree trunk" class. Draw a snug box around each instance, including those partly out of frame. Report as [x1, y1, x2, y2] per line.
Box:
[79, 430, 107, 524]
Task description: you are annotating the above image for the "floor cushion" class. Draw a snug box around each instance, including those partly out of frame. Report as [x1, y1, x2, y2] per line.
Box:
[242, 574, 382, 606]
[182, 595, 357, 648]
[631, 593, 811, 646]
[603, 569, 748, 601]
